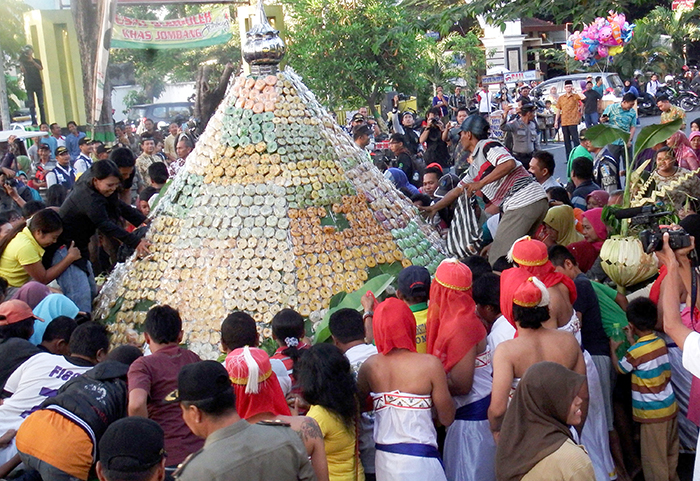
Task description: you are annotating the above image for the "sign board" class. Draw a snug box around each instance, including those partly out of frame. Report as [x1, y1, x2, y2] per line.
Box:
[489, 111, 504, 141]
[112, 6, 233, 49]
[503, 70, 539, 83]
[672, 0, 695, 11]
[481, 75, 504, 85]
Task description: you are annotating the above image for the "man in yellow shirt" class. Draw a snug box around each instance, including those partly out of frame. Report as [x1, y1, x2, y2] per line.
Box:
[657, 94, 686, 129]
[397, 266, 431, 353]
[556, 80, 582, 160]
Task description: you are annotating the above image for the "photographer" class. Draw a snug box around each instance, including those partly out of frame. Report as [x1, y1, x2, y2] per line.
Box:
[18, 46, 45, 126]
[420, 108, 450, 170]
[658, 232, 700, 481]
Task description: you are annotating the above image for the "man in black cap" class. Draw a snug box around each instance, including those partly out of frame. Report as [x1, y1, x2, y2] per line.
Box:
[46, 147, 76, 191]
[170, 361, 315, 481]
[500, 103, 539, 170]
[397, 265, 431, 353]
[96, 417, 167, 481]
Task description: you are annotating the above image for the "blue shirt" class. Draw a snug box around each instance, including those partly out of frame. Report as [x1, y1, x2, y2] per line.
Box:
[603, 102, 637, 146]
[571, 179, 600, 211]
[593, 84, 605, 96]
[65, 131, 86, 161]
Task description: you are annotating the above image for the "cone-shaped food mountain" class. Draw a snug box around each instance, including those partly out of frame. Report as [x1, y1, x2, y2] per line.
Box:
[94, 68, 447, 359]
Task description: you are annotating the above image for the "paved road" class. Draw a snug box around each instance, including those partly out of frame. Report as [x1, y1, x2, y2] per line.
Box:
[543, 113, 692, 184]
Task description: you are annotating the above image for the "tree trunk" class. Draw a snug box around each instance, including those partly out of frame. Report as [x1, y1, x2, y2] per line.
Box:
[71, 0, 114, 136]
[0, 45, 11, 130]
[194, 62, 236, 134]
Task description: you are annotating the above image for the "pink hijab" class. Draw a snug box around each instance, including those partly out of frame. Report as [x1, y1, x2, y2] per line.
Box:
[581, 207, 607, 250]
[668, 131, 700, 171]
[689, 131, 700, 160]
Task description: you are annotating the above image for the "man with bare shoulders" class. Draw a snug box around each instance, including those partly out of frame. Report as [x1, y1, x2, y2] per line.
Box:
[425, 259, 496, 481]
[496, 248, 618, 480]
[357, 297, 454, 481]
[500, 236, 578, 331]
[489, 276, 586, 439]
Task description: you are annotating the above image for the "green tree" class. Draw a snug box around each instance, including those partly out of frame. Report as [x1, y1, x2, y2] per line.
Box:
[281, 0, 432, 117]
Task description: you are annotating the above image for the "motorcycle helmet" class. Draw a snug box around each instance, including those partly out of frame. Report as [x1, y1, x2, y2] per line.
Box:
[665, 75, 675, 84]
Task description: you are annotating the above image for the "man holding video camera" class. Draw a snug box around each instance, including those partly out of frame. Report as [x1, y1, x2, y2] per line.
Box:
[420, 107, 450, 170]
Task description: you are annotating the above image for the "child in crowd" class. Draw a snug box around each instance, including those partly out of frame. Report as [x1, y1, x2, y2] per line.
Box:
[612, 297, 679, 481]
[127, 305, 203, 470]
[270, 309, 309, 383]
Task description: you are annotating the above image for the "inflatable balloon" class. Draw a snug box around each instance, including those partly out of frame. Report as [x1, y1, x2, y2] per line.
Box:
[566, 11, 635, 63]
[608, 45, 623, 56]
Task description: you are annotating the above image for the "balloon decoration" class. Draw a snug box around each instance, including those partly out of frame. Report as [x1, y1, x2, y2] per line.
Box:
[566, 12, 635, 66]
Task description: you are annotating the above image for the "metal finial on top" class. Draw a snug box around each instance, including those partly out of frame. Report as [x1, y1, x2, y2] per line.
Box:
[242, 0, 286, 76]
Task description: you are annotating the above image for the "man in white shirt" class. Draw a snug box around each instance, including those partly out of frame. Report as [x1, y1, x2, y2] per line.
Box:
[74, 137, 94, 174]
[0, 321, 109, 469]
[476, 84, 492, 118]
[528, 150, 560, 192]
[329, 308, 378, 480]
[473, 273, 515, 354]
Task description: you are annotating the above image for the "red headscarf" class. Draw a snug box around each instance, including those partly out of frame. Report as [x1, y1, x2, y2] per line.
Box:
[501, 237, 577, 326]
[426, 259, 487, 373]
[225, 346, 291, 420]
[374, 297, 417, 354]
[581, 207, 607, 251]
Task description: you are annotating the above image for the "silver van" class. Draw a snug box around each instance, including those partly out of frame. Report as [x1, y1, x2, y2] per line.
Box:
[533, 73, 624, 100]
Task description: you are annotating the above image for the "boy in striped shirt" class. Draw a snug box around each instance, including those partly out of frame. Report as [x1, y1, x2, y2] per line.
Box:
[611, 297, 679, 481]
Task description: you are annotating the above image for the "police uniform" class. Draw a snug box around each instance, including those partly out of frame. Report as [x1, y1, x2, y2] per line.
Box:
[175, 420, 316, 481]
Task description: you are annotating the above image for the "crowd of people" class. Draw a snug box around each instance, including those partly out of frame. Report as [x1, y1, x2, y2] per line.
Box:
[1, 65, 700, 481]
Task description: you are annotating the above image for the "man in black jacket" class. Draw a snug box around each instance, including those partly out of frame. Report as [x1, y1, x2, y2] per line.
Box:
[16, 354, 139, 481]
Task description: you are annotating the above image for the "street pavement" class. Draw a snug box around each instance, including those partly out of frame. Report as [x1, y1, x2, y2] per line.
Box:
[543, 113, 690, 184]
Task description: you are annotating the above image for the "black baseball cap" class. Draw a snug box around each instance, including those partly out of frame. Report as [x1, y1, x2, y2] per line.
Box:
[435, 173, 461, 198]
[99, 418, 165, 473]
[352, 113, 365, 122]
[55, 146, 69, 156]
[78, 137, 91, 146]
[398, 266, 431, 298]
[166, 360, 232, 403]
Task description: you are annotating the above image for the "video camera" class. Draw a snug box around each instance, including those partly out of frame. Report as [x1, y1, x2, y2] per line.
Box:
[613, 205, 691, 254]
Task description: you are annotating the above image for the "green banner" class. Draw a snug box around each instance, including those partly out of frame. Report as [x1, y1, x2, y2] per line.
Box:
[112, 6, 232, 49]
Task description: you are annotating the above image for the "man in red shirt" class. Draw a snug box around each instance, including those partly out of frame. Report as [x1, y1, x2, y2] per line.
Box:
[127, 305, 202, 472]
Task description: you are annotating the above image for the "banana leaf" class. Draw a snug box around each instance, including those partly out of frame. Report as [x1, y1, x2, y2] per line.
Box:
[633, 118, 683, 159]
[586, 123, 630, 148]
[313, 273, 395, 344]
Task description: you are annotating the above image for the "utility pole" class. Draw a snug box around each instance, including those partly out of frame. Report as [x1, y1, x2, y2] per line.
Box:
[0, 45, 12, 130]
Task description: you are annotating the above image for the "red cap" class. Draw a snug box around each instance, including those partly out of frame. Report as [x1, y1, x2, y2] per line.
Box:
[0, 300, 43, 326]
[513, 277, 550, 307]
[508, 236, 548, 267]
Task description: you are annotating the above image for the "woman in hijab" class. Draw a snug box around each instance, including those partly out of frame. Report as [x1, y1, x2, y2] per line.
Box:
[541, 205, 584, 247]
[10, 281, 50, 309]
[567, 208, 607, 273]
[689, 131, 700, 160]
[384, 167, 420, 196]
[357, 297, 454, 481]
[667, 131, 700, 172]
[29, 293, 80, 345]
[225, 346, 329, 481]
[496, 361, 594, 481]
